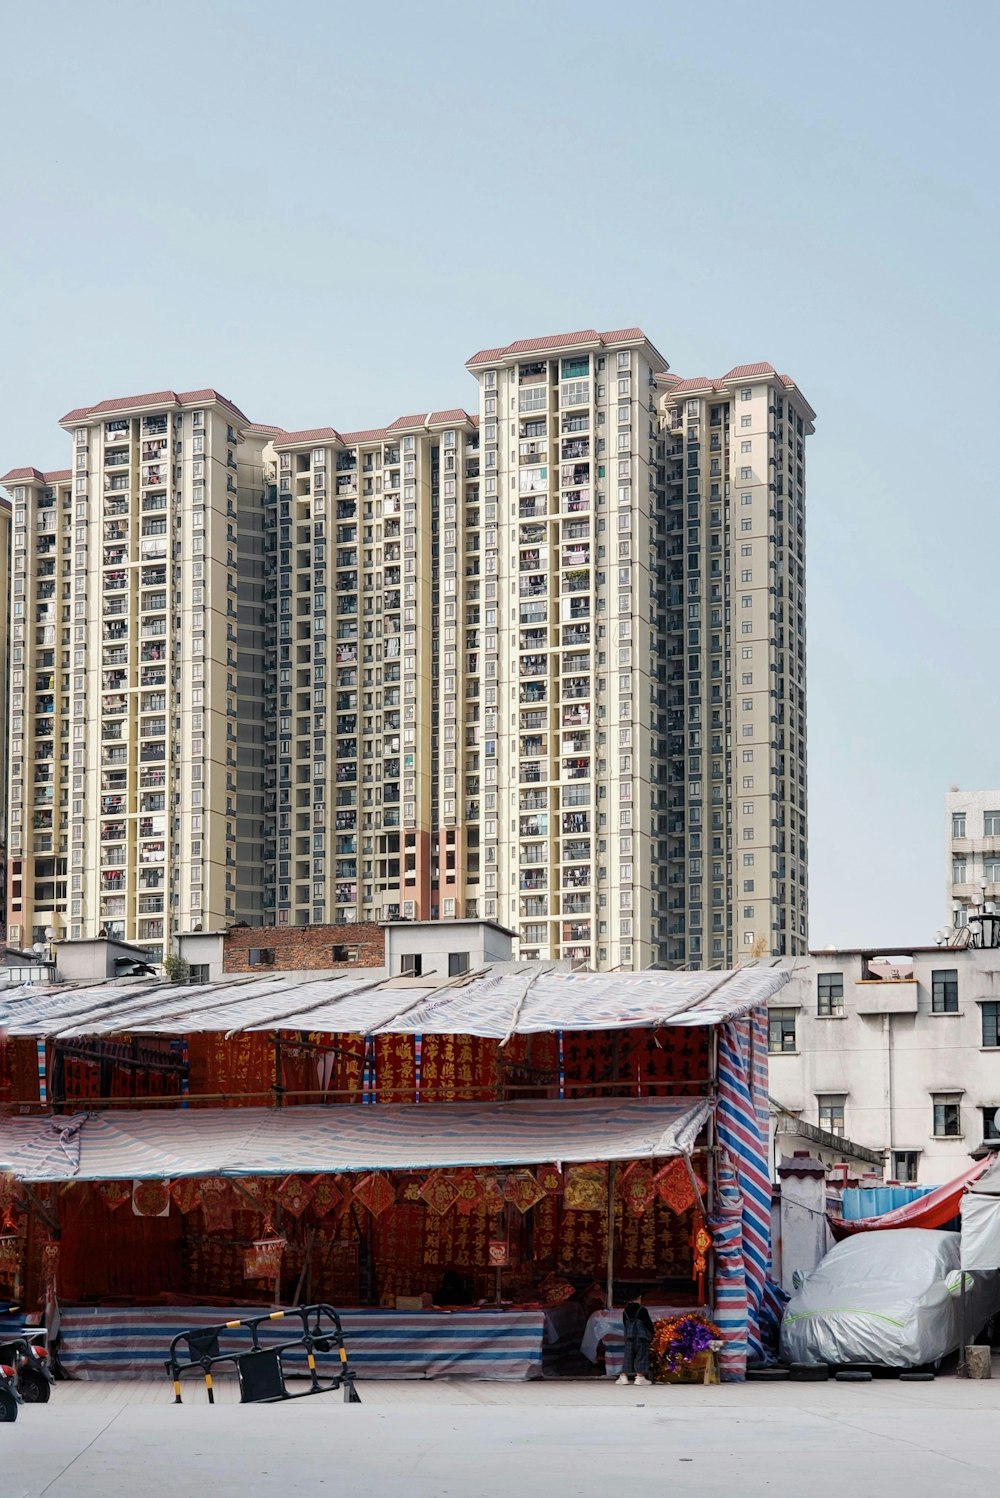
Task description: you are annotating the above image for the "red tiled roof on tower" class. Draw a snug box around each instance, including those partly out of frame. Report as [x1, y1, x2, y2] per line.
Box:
[59, 387, 251, 426]
[466, 326, 667, 371]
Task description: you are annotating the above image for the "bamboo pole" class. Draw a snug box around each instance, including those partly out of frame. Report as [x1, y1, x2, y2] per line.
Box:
[605, 1161, 617, 1310]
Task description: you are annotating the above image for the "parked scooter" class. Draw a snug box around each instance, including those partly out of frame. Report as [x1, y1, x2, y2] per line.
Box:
[0, 1361, 20, 1421]
[0, 1327, 53, 1404]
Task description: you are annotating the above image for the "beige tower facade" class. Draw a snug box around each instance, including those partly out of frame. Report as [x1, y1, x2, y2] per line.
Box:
[3, 390, 272, 961]
[464, 329, 668, 968]
[657, 365, 813, 966]
[267, 411, 480, 928]
[2, 334, 812, 970]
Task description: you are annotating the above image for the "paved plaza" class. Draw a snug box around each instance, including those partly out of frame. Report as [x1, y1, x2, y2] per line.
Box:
[5, 1375, 1000, 1498]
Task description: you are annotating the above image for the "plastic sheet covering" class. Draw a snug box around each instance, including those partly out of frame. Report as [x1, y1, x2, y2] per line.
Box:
[961, 1185, 1000, 1270]
[780, 1229, 1000, 1368]
[0, 1096, 713, 1183]
[0, 964, 790, 1040]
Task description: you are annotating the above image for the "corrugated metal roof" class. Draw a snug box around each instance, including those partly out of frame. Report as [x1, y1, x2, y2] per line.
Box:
[0, 963, 789, 1040]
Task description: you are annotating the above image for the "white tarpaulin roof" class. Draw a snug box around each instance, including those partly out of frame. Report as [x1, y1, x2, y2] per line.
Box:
[0, 964, 789, 1040]
[961, 1153, 1000, 1269]
[0, 1097, 713, 1182]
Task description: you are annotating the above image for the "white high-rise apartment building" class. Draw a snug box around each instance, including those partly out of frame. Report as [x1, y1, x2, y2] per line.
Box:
[946, 787, 1000, 932]
[2, 330, 813, 970]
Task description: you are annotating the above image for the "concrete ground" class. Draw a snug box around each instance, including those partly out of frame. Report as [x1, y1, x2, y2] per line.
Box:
[5, 1375, 1000, 1497]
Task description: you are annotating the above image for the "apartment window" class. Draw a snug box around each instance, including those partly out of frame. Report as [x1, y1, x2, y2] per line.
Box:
[248, 948, 275, 967]
[982, 1001, 1000, 1048]
[931, 968, 958, 1013]
[741, 413, 752, 428]
[189, 964, 211, 985]
[400, 953, 423, 977]
[952, 857, 967, 884]
[986, 811, 1000, 837]
[985, 859, 1000, 882]
[891, 1151, 919, 1183]
[741, 440, 752, 453]
[952, 811, 966, 838]
[817, 1095, 845, 1136]
[982, 1107, 1000, 1143]
[740, 467, 752, 480]
[932, 1094, 962, 1138]
[768, 1008, 796, 1053]
[448, 951, 471, 977]
[740, 388, 752, 402]
[817, 972, 844, 1016]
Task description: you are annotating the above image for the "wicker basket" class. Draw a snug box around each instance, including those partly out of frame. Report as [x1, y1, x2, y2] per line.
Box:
[655, 1351, 718, 1385]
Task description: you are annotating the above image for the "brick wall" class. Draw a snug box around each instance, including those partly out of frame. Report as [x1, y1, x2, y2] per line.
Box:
[222, 922, 385, 974]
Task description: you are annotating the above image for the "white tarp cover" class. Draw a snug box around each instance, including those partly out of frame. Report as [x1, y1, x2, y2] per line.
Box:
[0, 965, 790, 1040]
[0, 1096, 713, 1183]
[781, 1228, 1000, 1368]
[961, 1155, 1000, 1269]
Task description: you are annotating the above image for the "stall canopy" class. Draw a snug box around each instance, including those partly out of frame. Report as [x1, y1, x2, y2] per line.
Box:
[0, 964, 790, 1041]
[960, 1153, 1000, 1269]
[830, 1155, 991, 1238]
[0, 1096, 713, 1183]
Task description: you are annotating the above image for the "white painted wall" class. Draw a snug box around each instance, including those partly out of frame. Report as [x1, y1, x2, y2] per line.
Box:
[767, 948, 1000, 1184]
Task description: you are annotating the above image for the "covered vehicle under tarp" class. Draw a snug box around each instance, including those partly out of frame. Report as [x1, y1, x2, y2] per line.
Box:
[781, 1229, 1000, 1367]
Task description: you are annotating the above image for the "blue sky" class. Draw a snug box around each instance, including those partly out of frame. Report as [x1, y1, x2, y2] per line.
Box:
[2, 0, 997, 947]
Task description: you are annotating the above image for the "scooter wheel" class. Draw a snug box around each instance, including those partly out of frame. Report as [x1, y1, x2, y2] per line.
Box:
[0, 1389, 18, 1421]
[19, 1371, 50, 1404]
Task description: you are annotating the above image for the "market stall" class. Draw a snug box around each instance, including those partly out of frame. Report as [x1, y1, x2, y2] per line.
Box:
[0, 963, 786, 1380]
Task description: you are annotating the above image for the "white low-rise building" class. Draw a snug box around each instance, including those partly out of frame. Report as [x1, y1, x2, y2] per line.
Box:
[763, 945, 1000, 1184]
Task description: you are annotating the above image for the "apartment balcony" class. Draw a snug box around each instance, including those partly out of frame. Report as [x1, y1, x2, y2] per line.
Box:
[562, 681, 590, 701]
[104, 451, 130, 469]
[101, 849, 127, 868]
[519, 497, 549, 520]
[562, 756, 590, 779]
[101, 822, 126, 842]
[519, 871, 547, 891]
[561, 490, 590, 514]
[562, 866, 592, 888]
[101, 871, 126, 890]
[520, 685, 547, 704]
[520, 765, 543, 784]
[139, 745, 166, 763]
[562, 893, 590, 915]
[101, 794, 126, 814]
[562, 812, 591, 834]
[521, 655, 548, 676]
[562, 706, 590, 728]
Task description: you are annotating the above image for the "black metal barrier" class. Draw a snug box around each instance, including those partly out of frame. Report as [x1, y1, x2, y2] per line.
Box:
[165, 1304, 361, 1405]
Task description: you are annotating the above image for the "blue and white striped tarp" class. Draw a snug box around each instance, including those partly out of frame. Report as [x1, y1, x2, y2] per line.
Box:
[0, 1305, 548, 1382]
[0, 1096, 713, 1183]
